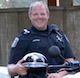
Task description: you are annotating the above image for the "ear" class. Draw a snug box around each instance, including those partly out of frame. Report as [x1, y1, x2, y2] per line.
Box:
[28, 13, 32, 20]
[47, 12, 50, 19]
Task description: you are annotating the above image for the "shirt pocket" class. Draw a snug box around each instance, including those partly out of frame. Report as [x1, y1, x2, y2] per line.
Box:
[27, 38, 48, 52]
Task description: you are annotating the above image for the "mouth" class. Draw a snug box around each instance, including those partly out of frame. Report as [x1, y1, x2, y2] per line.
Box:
[37, 20, 43, 23]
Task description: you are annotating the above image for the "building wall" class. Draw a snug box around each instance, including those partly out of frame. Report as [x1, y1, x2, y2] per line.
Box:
[0, 6, 80, 65]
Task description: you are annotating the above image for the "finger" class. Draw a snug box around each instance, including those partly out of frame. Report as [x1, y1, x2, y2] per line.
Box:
[18, 59, 24, 64]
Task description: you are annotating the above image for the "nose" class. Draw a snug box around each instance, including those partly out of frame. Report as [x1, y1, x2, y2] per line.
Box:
[38, 14, 42, 18]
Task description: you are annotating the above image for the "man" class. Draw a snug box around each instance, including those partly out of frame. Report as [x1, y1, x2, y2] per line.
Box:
[8, 1, 75, 78]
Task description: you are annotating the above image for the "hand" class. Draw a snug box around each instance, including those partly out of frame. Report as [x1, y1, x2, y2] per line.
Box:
[15, 59, 28, 76]
[47, 73, 62, 78]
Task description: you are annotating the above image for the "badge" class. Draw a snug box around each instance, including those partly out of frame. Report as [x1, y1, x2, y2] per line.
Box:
[24, 29, 30, 34]
[56, 35, 63, 42]
[11, 37, 19, 48]
[33, 39, 40, 42]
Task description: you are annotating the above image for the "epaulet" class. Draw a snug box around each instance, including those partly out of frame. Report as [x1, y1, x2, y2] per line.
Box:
[50, 24, 63, 38]
[50, 24, 59, 31]
[21, 29, 31, 35]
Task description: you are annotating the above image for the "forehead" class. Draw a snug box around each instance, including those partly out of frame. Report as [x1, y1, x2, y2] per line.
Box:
[32, 4, 46, 12]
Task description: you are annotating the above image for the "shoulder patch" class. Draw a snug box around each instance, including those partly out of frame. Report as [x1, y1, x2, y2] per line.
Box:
[11, 37, 19, 48]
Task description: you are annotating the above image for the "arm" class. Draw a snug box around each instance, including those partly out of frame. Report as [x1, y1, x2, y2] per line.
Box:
[47, 58, 74, 78]
[8, 59, 27, 76]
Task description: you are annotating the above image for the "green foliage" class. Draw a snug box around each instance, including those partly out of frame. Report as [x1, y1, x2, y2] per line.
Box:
[0, 0, 47, 8]
[73, 0, 80, 6]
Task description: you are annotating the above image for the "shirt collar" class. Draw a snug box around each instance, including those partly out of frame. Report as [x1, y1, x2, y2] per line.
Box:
[30, 26, 48, 36]
[29, 25, 56, 36]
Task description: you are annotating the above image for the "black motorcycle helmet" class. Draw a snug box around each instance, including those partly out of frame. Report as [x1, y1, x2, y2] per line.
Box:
[22, 52, 48, 78]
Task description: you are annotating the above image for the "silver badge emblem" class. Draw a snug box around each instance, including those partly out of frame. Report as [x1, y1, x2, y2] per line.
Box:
[56, 35, 62, 42]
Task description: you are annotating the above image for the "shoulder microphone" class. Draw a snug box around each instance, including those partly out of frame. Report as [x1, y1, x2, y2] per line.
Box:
[48, 45, 60, 58]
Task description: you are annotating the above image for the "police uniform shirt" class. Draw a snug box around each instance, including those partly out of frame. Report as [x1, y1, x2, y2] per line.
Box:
[8, 25, 75, 77]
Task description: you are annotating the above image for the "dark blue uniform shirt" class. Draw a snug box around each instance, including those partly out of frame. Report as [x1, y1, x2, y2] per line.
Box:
[8, 24, 75, 78]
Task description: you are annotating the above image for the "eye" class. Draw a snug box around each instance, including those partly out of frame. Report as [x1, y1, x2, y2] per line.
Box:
[33, 13, 38, 16]
[41, 13, 46, 15]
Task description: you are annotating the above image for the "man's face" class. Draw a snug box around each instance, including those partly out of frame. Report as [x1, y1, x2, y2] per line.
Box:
[29, 4, 49, 30]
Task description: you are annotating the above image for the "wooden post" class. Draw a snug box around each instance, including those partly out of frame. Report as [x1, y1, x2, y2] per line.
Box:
[48, 0, 56, 6]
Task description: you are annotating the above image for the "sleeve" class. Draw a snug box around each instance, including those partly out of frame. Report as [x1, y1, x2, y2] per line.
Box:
[8, 34, 29, 64]
[63, 34, 75, 59]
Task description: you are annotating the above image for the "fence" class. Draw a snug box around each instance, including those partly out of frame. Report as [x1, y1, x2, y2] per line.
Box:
[0, 6, 80, 65]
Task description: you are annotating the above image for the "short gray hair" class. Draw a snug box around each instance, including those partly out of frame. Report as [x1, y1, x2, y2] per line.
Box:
[28, 1, 50, 15]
